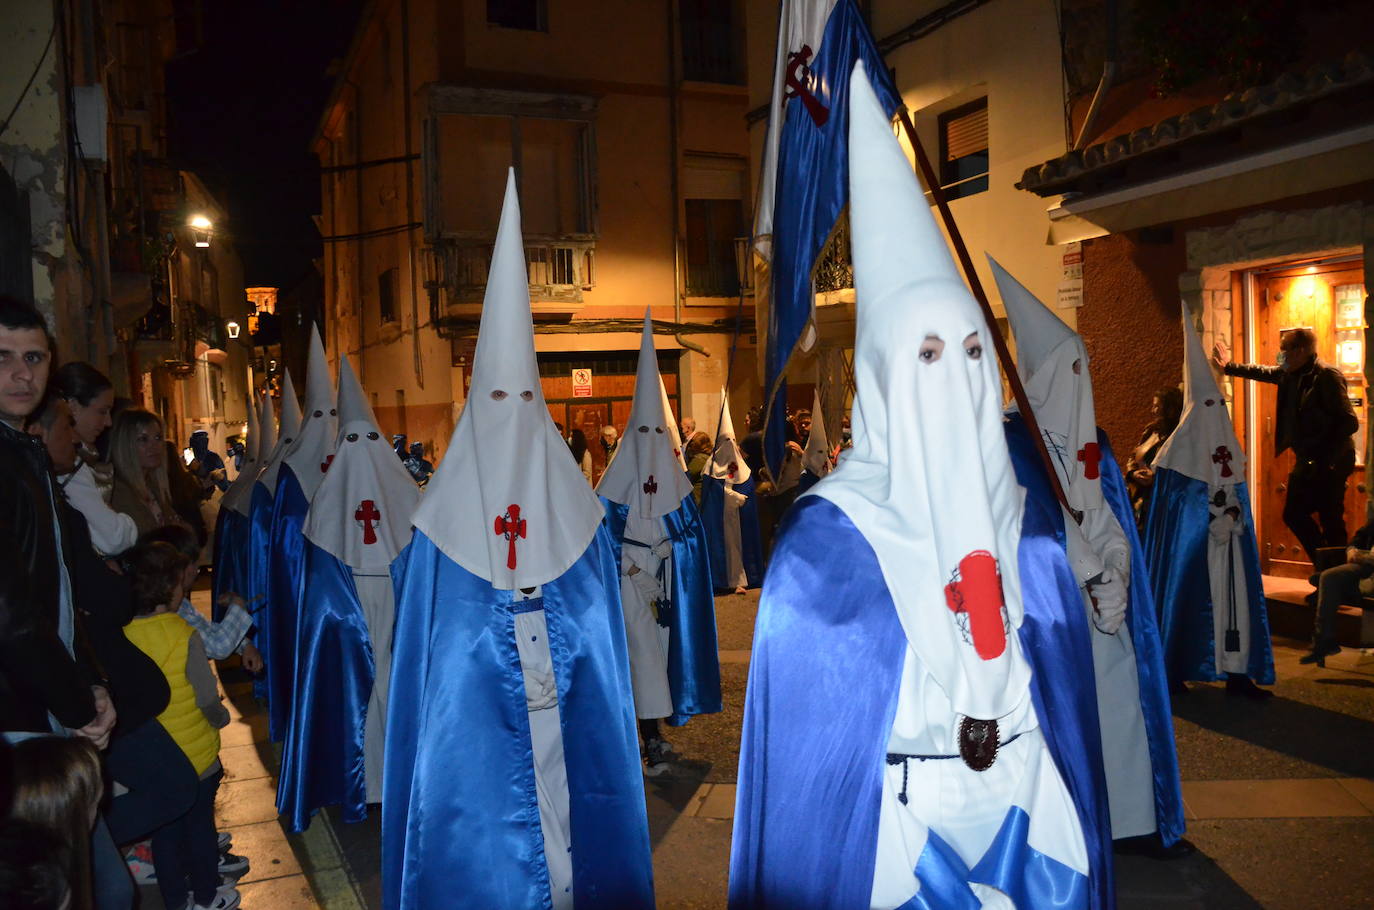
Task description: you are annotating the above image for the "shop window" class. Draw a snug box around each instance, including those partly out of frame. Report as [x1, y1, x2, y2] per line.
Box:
[488, 0, 546, 31]
[938, 98, 988, 200]
[378, 267, 398, 324]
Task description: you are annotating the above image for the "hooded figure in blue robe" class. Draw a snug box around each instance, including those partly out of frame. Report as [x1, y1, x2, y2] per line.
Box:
[729, 62, 1093, 910]
[992, 257, 1185, 853]
[278, 355, 419, 833]
[382, 170, 653, 910]
[700, 391, 763, 592]
[263, 326, 338, 741]
[1146, 307, 1274, 692]
[242, 371, 299, 636]
[597, 311, 721, 766]
[213, 389, 263, 619]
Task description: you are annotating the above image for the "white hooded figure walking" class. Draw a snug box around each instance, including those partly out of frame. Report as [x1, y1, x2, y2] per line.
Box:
[277, 355, 420, 833]
[700, 392, 763, 593]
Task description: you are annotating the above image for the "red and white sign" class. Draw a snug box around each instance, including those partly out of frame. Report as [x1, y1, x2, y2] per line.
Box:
[572, 368, 593, 398]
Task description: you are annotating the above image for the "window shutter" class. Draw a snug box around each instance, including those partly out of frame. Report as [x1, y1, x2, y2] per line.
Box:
[943, 103, 988, 162]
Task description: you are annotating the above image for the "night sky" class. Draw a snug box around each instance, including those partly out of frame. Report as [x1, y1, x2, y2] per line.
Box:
[166, 0, 365, 289]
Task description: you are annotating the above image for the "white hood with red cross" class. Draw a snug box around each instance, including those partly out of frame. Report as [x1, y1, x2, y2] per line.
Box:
[1153, 305, 1246, 487]
[281, 324, 338, 502]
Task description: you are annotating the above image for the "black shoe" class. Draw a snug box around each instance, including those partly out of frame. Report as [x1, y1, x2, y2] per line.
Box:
[1299, 642, 1341, 667]
[1113, 834, 1197, 860]
[1225, 675, 1274, 699]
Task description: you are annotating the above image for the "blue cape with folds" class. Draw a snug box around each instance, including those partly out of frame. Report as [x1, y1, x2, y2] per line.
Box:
[212, 507, 246, 622]
[382, 527, 654, 910]
[1090, 427, 1187, 847]
[700, 475, 764, 590]
[1144, 468, 1274, 685]
[729, 489, 1102, 910]
[277, 540, 385, 833]
[264, 465, 311, 742]
[603, 494, 722, 726]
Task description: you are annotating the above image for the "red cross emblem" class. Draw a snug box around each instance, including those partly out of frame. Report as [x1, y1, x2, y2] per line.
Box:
[1212, 445, 1234, 478]
[493, 504, 527, 571]
[643, 475, 658, 496]
[1076, 442, 1101, 480]
[784, 45, 829, 127]
[354, 499, 380, 545]
[728, 461, 739, 479]
[321, 454, 335, 473]
[944, 550, 1008, 661]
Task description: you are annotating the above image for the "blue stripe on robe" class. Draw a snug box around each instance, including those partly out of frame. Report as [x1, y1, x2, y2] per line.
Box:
[603, 494, 722, 726]
[700, 475, 764, 590]
[212, 507, 246, 622]
[264, 465, 310, 742]
[1144, 467, 1274, 685]
[382, 527, 654, 910]
[277, 540, 379, 833]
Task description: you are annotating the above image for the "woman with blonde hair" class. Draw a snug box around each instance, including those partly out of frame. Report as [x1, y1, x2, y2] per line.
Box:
[9, 736, 105, 910]
[110, 409, 184, 536]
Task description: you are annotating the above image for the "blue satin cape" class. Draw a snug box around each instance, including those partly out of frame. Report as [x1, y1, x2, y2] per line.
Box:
[265, 465, 311, 741]
[602, 495, 723, 726]
[1092, 429, 1187, 847]
[1143, 468, 1274, 685]
[277, 540, 381, 833]
[729, 493, 1101, 910]
[700, 475, 764, 590]
[212, 507, 246, 622]
[382, 527, 654, 910]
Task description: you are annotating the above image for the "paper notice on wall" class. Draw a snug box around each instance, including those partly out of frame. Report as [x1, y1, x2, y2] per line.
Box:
[1057, 241, 1084, 309]
[572, 368, 593, 398]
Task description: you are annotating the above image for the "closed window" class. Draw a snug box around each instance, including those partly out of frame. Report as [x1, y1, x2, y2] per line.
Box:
[938, 98, 988, 200]
[680, 0, 742, 84]
[683, 156, 746, 298]
[378, 267, 398, 324]
[488, 0, 546, 32]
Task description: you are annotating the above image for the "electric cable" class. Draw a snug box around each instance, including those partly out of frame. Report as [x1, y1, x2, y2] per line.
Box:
[0, 18, 57, 143]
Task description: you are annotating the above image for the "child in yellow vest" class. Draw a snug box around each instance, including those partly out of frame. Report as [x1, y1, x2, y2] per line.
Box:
[123, 541, 238, 910]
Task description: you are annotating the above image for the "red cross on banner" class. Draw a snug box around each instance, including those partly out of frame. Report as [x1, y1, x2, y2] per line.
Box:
[944, 550, 1007, 661]
[354, 499, 381, 545]
[493, 504, 527, 571]
[784, 45, 829, 127]
[1076, 442, 1101, 480]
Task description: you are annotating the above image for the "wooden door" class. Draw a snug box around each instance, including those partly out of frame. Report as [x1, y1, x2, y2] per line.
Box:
[1253, 262, 1367, 577]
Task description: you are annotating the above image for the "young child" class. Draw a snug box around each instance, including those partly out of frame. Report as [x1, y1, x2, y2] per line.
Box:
[122, 540, 241, 910]
[141, 524, 264, 674]
[8, 736, 104, 910]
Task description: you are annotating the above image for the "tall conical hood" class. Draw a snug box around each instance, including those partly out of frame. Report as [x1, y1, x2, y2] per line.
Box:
[659, 374, 686, 470]
[223, 386, 263, 516]
[412, 169, 604, 589]
[597, 311, 694, 517]
[810, 60, 1030, 721]
[258, 369, 303, 492]
[304, 356, 420, 570]
[801, 389, 832, 477]
[990, 255, 1104, 511]
[1153, 306, 1246, 487]
[257, 388, 277, 460]
[282, 323, 337, 501]
[706, 389, 750, 484]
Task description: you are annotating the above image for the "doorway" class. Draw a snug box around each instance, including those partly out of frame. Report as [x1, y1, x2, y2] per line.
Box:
[1243, 255, 1367, 578]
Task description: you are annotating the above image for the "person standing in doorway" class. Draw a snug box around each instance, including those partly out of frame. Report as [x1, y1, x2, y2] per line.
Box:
[1215, 327, 1358, 563]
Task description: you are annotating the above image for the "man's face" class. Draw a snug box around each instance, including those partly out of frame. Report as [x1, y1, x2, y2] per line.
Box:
[0, 326, 51, 425]
[36, 399, 79, 472]
[1280, 335, 1316, 373]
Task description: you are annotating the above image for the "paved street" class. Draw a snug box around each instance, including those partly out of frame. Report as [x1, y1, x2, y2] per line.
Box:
[162, 584, 1374, 909]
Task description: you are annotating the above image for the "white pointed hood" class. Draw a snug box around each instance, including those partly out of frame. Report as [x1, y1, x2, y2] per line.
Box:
[223, 388, 264, 517]
[258, 369, 302, 494]
[706, 390, 751, 484]
[1153, 306, 1246, 487]
[304, 356, 420, 571]
[281, 324, 337, 501]
[257, 388, 278, 464]
[659, 374, 687, 470]
[812, 61, 1030, 721]
[802, 389, 832, 477]
[597, 311, 694, 518]
[992, 256, 1104, 512]
[412, 169, 604, 589]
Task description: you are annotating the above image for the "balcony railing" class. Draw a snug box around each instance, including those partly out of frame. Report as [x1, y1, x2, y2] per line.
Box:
[426, 234, 596, 305]
[814, 215, 853, 293]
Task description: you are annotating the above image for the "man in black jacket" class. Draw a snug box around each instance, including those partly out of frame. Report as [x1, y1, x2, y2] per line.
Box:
[1217, 327, 1359, 563]
[1304, 519, 1374, 665]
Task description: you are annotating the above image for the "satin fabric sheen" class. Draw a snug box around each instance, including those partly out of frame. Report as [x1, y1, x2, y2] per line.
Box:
[265, 465, 311, 741]
[700, 475, 764, 590]
[1144, 468, 1275, 685]
[604, 495, 723, 726]
[382, 527, 654, 910]
[1093, 429, 1186, 847]
[729, 494, 1104, 909]
[212, 507, 246, 622]
[276, 540, 377, 832]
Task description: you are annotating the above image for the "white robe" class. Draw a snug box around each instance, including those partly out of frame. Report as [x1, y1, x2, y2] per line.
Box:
[618, 512, 674, 720]
[721, 484, 748, 589]
[513, 588, 574, 910]
[353, 572, 395, 804]
[1207, 488, 1251, 675]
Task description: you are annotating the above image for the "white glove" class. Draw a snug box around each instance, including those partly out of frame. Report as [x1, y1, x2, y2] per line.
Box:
[651, 540, 673, 560]
[724, 488, 748, 509]
[1088, 568, 1128, 635]
[630, 569, 664, 604]
[1208, 512, 1236, 543]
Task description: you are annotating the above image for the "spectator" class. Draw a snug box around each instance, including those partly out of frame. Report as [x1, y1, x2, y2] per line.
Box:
[1217, 328, 1359, 562]
[48, 363, 137, 557]
[188, 430, 229, 495]
[1304, 518, 1374, 666]
[600, 424, 619, 461]
[8, 735, 103, 910]
[1125, 387, 1184, 530]
[108, 409, 183, 537]
[225, 436, 245, 473]
[685, 431, 712, 504]
[403, 441, 434, 486]
[793, 409, 812, 448]
[569, 429, 593, 483]
[392, 433, 408, 460]
[0, 819, 71, 910]
[165, 440, 209, 546]
[680, 416, 696, 444]
[739, 406, 765, 476]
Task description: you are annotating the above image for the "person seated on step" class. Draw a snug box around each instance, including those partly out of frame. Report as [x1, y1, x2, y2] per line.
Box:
[1304, 518, 1374, 666]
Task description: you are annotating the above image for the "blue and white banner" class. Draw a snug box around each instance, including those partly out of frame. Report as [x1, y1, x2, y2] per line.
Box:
[754, 0, 899, 475]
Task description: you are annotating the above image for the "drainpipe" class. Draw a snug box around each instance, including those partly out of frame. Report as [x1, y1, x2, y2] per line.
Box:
[401, 0, 423, 388]
[1072, 0, 1116, 151]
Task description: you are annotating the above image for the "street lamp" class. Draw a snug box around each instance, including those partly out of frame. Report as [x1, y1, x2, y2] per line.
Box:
[226, 320, 240, 339]
[188, 214, 213, 248]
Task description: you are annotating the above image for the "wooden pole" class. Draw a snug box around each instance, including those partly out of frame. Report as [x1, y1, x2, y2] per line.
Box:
[894, 108, 1079, 521]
